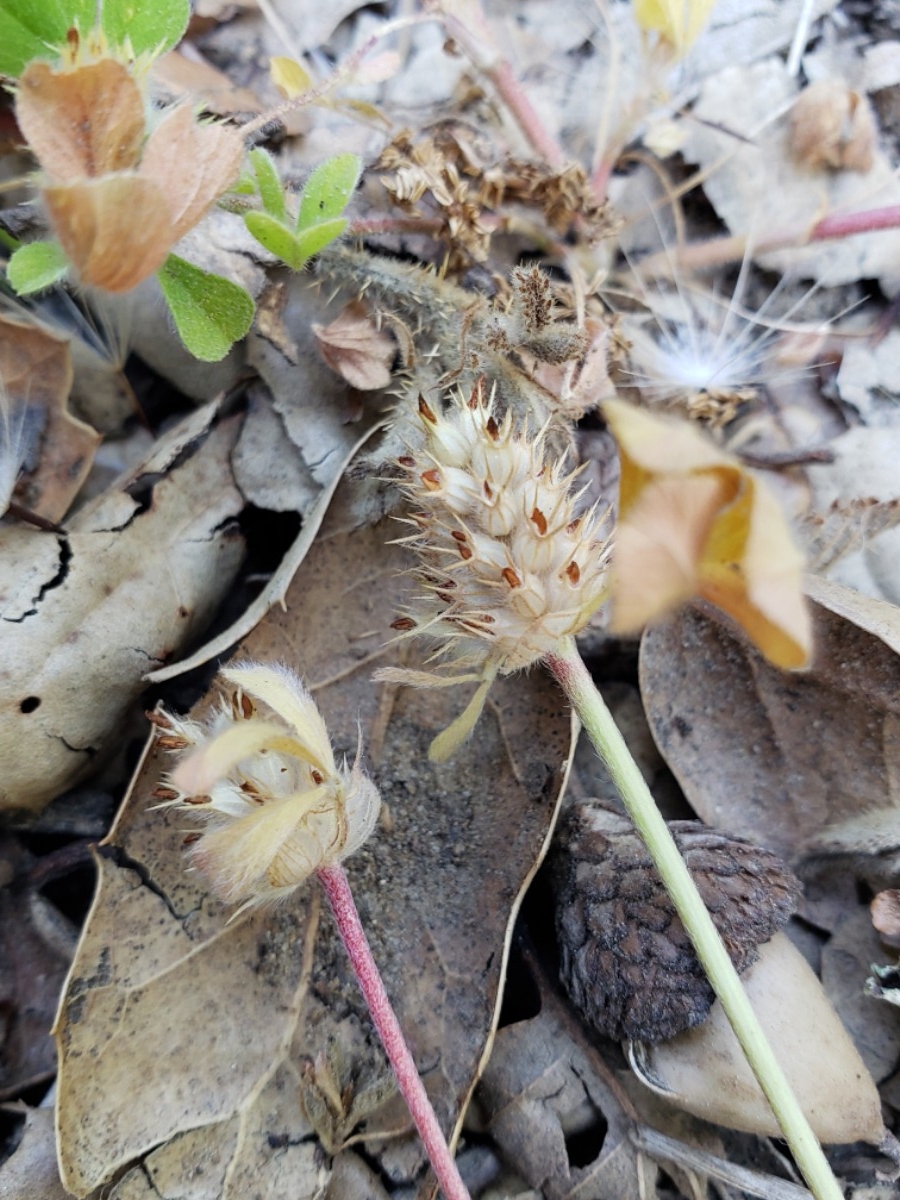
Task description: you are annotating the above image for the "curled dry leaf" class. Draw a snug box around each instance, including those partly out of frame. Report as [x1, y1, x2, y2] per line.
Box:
[476, 950, 646, 1200]
[53, 497, 573, 1197]
[313, 300, 396, 391]
[0, 403, 245, 815]
[604, 399, 811, 669]
[0, 312, 99, 523]
[790, 79, 877, 173]
[631, 933, 884, 1144]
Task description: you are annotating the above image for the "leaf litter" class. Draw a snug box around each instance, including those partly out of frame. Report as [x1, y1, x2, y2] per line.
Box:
[1, 0, 900, 1198]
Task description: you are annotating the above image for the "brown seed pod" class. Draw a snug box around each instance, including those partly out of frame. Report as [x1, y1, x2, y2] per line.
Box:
[553, 803, 801, 1043]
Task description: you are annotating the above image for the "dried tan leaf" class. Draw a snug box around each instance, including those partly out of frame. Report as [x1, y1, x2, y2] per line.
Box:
[54, 498, 573, 1197]
[633, 933, 883, 1143]
[313, 301, 396, 391]
[0, 403, 245, 815]
[139, 104, 245, 242]
[639, 583, 900, 862]
[16, 59, 145, 182]
[44, 175, 174, 293]
[0, 313, 101, 523]
[789, 80, 876, 173]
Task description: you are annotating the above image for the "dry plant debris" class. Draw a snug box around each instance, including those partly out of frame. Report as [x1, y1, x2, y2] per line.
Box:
[0, 0, 899, 1197]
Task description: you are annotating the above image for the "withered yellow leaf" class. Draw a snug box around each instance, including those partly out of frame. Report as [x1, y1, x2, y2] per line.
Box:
[16, 59, 145, 182]
[633, 0, 717, 54]
[270, 55, 313, 100]
[604, 399, 811, 669]
[44, 175, 174, 293]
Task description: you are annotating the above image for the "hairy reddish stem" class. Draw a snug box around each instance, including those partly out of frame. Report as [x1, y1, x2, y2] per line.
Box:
[810, 204, 900, 241]
[643, 204, 900, 277]
[485, 59, 565, 166]
[317, 864, 471, 1200]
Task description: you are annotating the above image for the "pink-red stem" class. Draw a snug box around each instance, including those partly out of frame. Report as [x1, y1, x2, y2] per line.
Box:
[810, 204, 900, 241]
[317, 864, 471, 1200]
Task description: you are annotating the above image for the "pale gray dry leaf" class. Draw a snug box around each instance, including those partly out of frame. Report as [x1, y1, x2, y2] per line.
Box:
[820, 904, 900, 1083]
[0, 1106, 70, 1200]
[639, 592, 900, 864]
[632, 933, 883, 1144]
[809, 426, 900, 604]
[244, 272, 392, 518]
[475, 958, 649, 1200]
[147, 419, 385, 685]
[0, 402, 245, 814]
[678, 58, 900, 292]
[54, 505, 573, 1198]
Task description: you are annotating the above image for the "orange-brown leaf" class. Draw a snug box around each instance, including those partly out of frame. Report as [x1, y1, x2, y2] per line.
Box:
[312, 300, 396, 390]
[44, 176, 173, 293]
[16, 59, 145, 181]
[140, 105, 244, 242]
[604, 399, 811, 669]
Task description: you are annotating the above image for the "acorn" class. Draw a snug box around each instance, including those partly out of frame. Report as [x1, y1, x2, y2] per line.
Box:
[552, 803, 802, 1043]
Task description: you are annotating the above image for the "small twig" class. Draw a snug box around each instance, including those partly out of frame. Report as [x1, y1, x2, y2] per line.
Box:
[317, 864, 471, 1200]
[642, 204, 900, 278]
[632, 1126, 813, 1200]
[349, 216, 446, 238]
[240, 14, 430, 140]
[436, 0, 566, 166]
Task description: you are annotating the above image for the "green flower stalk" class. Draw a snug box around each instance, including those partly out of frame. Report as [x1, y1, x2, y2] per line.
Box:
[381, 384, 842, 1200]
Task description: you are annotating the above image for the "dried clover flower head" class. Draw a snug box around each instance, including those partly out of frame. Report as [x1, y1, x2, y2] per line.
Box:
[155, 663, 381, 910]
[378, 384, 612, 760]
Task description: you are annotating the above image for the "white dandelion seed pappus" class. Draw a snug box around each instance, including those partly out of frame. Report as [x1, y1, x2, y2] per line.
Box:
[158, 663, 381, 910]
[390, 385, 612, 680]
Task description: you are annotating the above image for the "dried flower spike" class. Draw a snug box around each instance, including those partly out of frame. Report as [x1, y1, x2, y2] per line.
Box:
[378, 384, 612, 760]
[157, 662, 381, 909]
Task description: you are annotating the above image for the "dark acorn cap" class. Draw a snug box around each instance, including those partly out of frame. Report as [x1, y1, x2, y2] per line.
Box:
[553, 803, 802, 1043]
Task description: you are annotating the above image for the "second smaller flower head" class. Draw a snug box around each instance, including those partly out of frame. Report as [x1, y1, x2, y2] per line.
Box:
[379, 384, 612, 760]
[155, 662, 381, 910]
